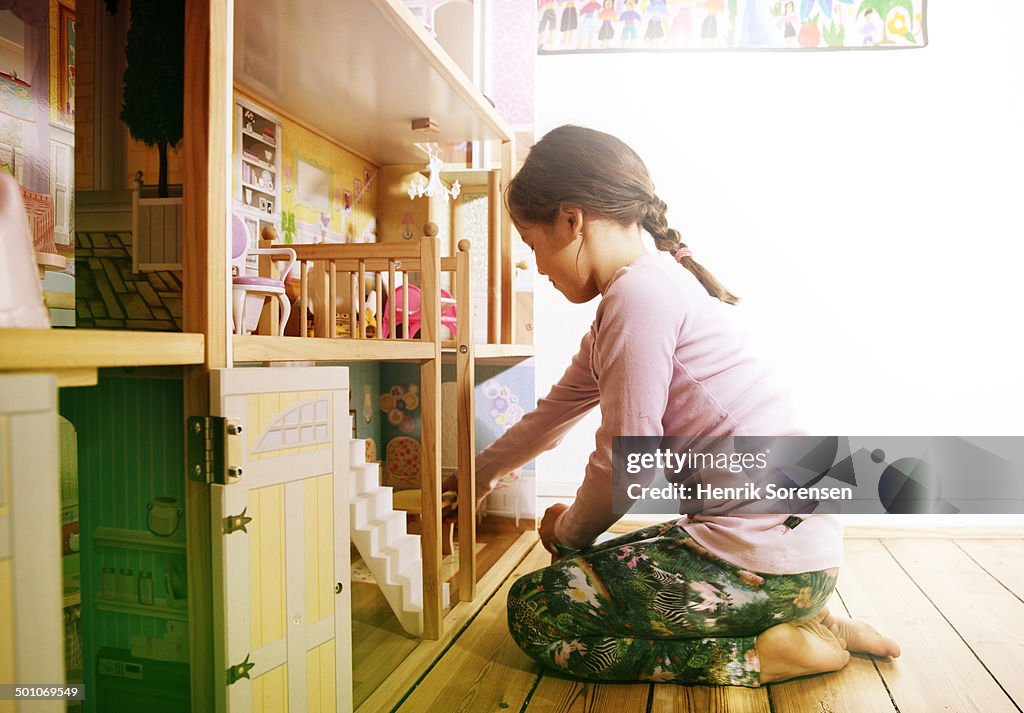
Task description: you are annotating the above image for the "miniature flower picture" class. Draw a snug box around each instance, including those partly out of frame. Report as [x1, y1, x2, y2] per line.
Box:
[380, 383, 419, 434]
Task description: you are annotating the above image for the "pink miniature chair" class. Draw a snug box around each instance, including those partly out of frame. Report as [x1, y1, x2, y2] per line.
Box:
[231, 214, 295, 336]
[380, 283, 457, 339]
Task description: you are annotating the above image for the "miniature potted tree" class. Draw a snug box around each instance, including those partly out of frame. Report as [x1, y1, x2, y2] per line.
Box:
[120, 0, 184, 198]
[121, 0, 186, 271]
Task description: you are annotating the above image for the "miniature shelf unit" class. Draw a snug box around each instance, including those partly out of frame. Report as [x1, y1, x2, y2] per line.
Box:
[234, 98, 282, 271]
[0, 1, 536, 712]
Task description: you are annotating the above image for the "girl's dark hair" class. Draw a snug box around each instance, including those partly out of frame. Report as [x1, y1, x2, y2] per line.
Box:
[506, 125, 739, 305]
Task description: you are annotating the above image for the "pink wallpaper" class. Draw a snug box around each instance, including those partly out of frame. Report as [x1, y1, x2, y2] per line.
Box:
[490, 0, 535, 127]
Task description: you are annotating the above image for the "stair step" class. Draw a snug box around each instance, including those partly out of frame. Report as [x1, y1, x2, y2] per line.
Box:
[350, 486, 393, 527]
[377, 533, 421, 582]
[369, 569, 421, 634]
[350, 462, 381, 496]
[349, 438, 367, 466]
[393, 564, 423, 609]
[355, 511, 407, 555]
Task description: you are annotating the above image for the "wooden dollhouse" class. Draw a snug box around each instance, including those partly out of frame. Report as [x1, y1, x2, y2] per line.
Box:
[0, 1, 536, 711]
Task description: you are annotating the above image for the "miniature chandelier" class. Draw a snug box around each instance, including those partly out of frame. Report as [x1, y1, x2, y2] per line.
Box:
[408, 151, 460, 202]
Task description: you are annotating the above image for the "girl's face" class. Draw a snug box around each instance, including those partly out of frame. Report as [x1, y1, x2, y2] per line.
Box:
[512, 208, 598, 304]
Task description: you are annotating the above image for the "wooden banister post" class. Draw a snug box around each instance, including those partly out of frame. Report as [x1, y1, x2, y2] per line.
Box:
[455, 239, 476, 601]
[182, 0, 229, 708]
[419, 227, 443, 639]
[500, 139, 515, 344]
[487, 169, 501, 343]
[258, 225, 278, 336]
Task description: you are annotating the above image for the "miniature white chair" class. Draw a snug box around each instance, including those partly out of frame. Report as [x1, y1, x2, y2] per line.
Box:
[479, 470, 521, 527]
[231, 214, 295, 336]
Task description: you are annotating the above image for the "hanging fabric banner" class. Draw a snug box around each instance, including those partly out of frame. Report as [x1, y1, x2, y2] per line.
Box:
[537, 0, 927, 53]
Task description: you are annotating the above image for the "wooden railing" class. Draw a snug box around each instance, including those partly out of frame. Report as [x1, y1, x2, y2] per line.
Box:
[260, 222, 470, 348]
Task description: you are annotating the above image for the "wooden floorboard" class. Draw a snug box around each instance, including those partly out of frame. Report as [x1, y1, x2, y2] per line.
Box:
[954, 538, 1024, 601]
[839, 539, 1018, 713]
[524, 677, 650, 713]
[883, 538, 1024, 710]
[395, 544, 549, 713]
[650, 684, 769, 712]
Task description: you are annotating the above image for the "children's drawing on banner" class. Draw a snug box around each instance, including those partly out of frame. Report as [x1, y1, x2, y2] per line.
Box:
[538, 0, 926, 52]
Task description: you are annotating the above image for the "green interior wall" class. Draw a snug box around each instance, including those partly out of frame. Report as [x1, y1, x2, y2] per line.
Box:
[60, 375, 189, 713]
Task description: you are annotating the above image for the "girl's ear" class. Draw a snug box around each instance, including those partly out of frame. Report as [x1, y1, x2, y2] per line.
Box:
[560, 205, 585, 236]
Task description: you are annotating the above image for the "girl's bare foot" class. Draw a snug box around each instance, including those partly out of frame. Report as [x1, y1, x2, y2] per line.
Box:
[756, 615, 850, 684]
[819, 608, 901, 658]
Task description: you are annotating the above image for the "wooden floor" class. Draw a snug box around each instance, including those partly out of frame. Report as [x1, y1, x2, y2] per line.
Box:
[382, 531, 1024, 713]
[352, 519, 528, 708]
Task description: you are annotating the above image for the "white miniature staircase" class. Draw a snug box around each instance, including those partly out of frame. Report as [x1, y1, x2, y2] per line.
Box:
[348, 439, 447, 636]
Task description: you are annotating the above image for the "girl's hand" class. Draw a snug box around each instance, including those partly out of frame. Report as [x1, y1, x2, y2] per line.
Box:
[539, 503, 570, 561]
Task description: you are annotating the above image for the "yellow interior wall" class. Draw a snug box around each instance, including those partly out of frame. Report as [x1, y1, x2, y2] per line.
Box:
[125, 137, 185, 188]
[377, 165, 430, 245]
[235, 90, 377, 242]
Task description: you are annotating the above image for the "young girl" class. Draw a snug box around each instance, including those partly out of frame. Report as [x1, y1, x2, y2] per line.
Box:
[474, 126, 900, 686]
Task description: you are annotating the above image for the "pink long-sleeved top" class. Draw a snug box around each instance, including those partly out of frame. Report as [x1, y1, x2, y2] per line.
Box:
[475, 252, 843, 575]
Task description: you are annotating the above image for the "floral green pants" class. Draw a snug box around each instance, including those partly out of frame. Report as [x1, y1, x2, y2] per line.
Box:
[507, 520, 837, 686]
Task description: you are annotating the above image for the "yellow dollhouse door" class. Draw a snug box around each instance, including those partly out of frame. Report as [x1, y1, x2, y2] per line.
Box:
[210, 367, 352, 713]
[0, 374, 64, 713]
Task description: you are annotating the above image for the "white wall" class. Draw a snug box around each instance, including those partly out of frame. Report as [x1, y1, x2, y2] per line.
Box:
[532, 1, 1024, 524]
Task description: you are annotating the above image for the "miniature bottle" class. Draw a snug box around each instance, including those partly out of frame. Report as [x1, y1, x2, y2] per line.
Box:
[101, 567, 116, 600]
[138, 571, 154, 605]
[117, 568, 134, 602]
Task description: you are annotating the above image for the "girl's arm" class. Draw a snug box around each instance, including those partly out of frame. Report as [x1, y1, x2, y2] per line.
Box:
[475, 329, 601, 498]
[554, 269, 682, 549]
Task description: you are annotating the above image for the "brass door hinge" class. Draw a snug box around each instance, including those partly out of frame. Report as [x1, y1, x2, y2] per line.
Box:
[187, 416, 244, 485]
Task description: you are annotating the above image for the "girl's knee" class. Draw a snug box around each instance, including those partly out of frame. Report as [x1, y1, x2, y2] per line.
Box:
[508, 570, 542, 604]
[507, 569, 568, 654]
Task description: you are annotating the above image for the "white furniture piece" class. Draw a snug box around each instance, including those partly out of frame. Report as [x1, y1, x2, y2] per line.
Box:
[234, 98, 282, 269]
[231, 214, 295, 336]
